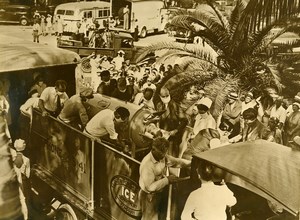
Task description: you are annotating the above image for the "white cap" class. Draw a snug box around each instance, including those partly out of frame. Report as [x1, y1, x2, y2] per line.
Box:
[14, 139, 26, 151]
[198, 97, 213, 109]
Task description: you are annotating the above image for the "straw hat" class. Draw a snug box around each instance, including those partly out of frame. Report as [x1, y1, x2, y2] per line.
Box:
[228, 92, 238, 100]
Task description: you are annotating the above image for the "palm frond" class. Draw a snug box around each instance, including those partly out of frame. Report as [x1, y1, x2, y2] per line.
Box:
[205, 0, 228, 28]
[135, 41, 219, 68]
[205, 77, 240, 119]
[159, 69, 218, 102]
[267, 64, 283, 92]
[228, 0, 245, 37]
[230, 0, 300, 52]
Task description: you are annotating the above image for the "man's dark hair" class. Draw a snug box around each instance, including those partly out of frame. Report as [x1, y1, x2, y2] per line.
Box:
[100, 70, 110, 78]
[152, 137, 169, 153]
[243, 108, 258, 120]
[55, 80, 67, 90]
[197, 104, 209, 112]
[143, 88, 154, 98]
[219, 119, 234, 131]
[198, 160, 213, 182]
[115, 106, 130, 120]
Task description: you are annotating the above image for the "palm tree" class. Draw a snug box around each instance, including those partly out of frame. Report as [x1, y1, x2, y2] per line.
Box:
[137, 0, 300, 117]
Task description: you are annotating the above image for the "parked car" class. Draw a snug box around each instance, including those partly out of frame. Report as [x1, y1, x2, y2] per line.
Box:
[31, 5, 56, 17]
[0, 5, 32, 25]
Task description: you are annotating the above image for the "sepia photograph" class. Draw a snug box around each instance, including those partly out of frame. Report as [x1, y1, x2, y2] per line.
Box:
[0, 0, 300, 219]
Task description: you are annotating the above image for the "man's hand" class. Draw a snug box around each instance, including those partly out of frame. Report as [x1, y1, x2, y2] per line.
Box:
[167, 175, 180, 184]
[42, 111, 49, 117]
[169, 129, 178, 137]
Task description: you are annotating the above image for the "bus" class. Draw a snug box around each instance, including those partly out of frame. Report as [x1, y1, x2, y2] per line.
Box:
[112, 0, 169, 37]
[54, 1, 111, 32]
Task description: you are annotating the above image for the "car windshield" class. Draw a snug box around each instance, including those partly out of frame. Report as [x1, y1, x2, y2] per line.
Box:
[57, 9, 65, 15]
[65, 10, 74, 16]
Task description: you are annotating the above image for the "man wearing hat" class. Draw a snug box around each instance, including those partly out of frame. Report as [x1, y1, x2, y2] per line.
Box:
[230, 108, 270, 142]
[11, 139, 30, 220]
[113, 50, 125, 71]
[240, 91, 258, 130]
[58, 87, 94, 130]
[221, 92, 242, 138]
[286, 92, 300, 117]
[97, 70, 117, 96]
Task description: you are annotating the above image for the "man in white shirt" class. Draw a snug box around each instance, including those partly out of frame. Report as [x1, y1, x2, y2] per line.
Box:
[269, 97, 286, 129]
[181, 162, 236, 220]
[84, 107, 130, 143]
[38, 80, 69, 117]
[133, 88, 155, 109]
[139, 137, 190, 220]
[20, 89, 39, 118]
[113, 50, 125, 71]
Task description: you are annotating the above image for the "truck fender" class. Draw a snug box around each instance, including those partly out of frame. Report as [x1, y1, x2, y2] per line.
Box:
[56, 203, 78, 220]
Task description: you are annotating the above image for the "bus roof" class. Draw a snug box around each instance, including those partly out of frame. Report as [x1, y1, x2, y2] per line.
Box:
[0, 35, 80, 73]
[55, 1, 110, 11]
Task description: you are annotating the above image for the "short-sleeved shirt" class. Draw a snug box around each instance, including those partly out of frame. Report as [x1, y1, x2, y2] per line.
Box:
[39, 87, 68, 112]
[139, 152, 190, 193]
[84, 109, 118, 139]
[58, 95, 89, 127]
[181, 181, 236, 220]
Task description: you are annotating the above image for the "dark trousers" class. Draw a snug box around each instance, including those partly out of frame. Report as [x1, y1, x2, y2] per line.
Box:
[140, 189, 168, 220]
[33, 31, 39, 43]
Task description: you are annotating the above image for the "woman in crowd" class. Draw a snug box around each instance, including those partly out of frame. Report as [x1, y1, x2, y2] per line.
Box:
[285, 102, 300, 147]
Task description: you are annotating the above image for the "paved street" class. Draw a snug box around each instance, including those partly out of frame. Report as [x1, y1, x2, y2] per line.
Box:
[0, 24, 172, 47]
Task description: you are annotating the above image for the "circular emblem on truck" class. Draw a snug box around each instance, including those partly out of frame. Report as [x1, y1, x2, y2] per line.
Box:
[110, 175, 142, 218]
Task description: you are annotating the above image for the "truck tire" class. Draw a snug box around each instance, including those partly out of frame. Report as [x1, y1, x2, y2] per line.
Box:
[140, 27, 147, 38]
[55, 204, 78, 220]
[20, 18, 28, 26]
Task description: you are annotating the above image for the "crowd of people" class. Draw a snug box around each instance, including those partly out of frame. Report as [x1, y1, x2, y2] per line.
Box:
[31, 11, 120, 47]
[2, 46, 299, 219]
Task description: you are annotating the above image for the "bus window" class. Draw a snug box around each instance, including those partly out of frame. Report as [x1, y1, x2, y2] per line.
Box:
[66, 10, 74, 16]
[57, 9, 65, 15]
[103, 7, 109, 17]
[98, 10, 103, 18]
[97, 8, 110, 18]
[84, 10, 93, 18]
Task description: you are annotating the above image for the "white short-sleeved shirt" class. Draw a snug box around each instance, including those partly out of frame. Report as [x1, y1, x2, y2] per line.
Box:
[181, 181, 236, 220]
[85, 109, 118, 139]
[270, 105, 287, 124]
[39, 87, 68, 112]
